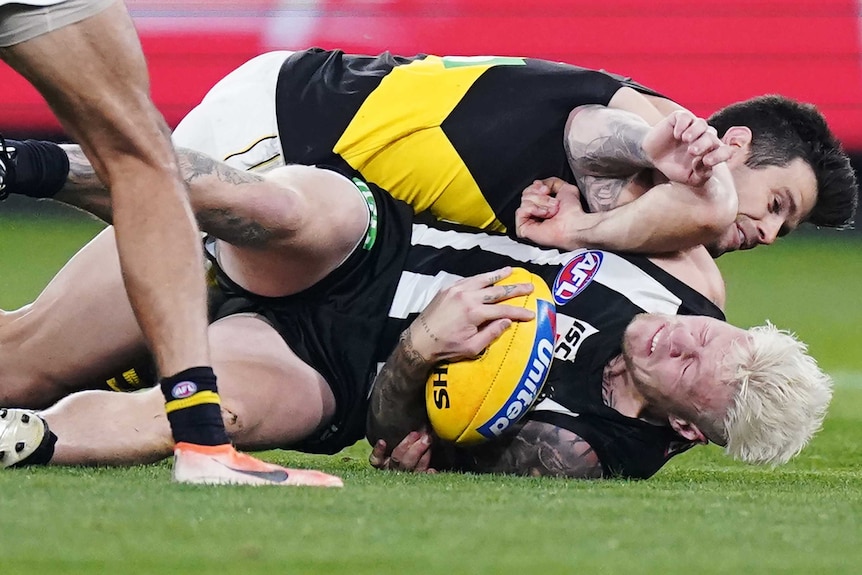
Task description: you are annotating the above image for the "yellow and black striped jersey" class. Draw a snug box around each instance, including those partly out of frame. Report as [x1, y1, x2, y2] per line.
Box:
[275, 48, 666, 233]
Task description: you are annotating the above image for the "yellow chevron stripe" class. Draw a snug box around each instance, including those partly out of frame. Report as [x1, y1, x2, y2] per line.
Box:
[334, 56, 505, 231]
[105, 377, 122, 392]
[122, 368, 141, 389]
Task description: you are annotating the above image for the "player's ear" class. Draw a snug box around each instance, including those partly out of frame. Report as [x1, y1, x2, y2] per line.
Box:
[722, 126, 753, 149]
[669, 416, 708, 444]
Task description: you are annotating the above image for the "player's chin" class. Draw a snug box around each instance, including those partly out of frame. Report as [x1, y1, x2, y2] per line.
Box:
[705, 237, 734, 258]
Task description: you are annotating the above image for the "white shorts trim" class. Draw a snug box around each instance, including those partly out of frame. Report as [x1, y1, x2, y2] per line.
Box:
[172, 50, 293, 173]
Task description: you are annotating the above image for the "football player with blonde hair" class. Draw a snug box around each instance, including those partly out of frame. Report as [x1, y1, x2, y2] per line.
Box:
[0, 148, 832, 480]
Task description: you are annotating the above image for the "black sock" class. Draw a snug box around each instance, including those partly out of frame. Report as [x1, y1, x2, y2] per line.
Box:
[2, 139, 70, 198]
[160, 366, 230, 447]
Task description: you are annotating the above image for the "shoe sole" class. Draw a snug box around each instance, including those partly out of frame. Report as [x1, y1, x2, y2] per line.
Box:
[0, 408, 46, 469]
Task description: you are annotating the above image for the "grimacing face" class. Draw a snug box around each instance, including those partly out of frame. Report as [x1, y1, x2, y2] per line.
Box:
[706, 156, 818, 258]
[621, 314, 749, 423]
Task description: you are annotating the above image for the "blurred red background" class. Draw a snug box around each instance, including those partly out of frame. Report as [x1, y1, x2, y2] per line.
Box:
[2, 0, 861, 149]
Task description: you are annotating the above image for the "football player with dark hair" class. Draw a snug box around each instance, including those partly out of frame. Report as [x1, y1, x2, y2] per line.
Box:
[165, 48, 859, 255]
[4, 49, 856, 262]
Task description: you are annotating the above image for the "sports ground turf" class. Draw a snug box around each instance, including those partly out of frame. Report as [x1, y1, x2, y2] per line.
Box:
[1, 200, 860, 574]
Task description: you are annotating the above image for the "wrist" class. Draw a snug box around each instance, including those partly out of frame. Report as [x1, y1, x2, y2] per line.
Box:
[564, 212, 602, 250]
[402, 324, 439, 371]
[639, 141, 656, 170]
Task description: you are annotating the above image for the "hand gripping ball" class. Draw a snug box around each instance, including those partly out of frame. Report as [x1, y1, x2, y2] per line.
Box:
[426, 268, 557, 445]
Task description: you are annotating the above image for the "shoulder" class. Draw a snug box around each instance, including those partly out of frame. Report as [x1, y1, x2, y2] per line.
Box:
[606, 86, 684, 126]
[648, 247, 726, 309]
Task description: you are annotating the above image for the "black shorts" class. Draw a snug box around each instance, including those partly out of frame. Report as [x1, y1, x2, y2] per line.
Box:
[206, 174, 413, 454]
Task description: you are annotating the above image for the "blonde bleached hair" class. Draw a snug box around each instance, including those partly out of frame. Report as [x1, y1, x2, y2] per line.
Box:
[721, 322, 833, 466]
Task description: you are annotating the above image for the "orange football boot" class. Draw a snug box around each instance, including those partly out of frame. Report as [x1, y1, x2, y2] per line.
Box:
[172, 442, 343, 487]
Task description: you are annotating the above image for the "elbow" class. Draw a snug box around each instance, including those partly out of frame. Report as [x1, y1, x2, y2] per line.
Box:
[710, 192, 738, 230]
[365, 412, 384, 448]
[690, 181, 738, 241]
[704, 167, 739, 227]
[252, 185, 309, 245]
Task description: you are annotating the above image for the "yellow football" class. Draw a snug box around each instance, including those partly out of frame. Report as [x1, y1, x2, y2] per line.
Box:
[425, 268, 557, 445]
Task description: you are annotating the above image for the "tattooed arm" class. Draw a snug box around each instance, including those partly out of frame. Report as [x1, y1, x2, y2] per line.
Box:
[448, 420, 603, 479]
[55, 143, 384, 296]
[367, 327, 435, 452]
[372, 416, 605, 479]
[517, 104, 737, 254]
[565, 99, 732, 194]
[56, 144, 278, 247]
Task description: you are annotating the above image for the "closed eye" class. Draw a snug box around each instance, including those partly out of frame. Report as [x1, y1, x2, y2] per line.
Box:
[771, 197, 781, 214]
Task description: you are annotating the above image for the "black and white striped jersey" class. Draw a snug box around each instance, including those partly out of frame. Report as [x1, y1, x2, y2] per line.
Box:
[379, 221, 725, 479]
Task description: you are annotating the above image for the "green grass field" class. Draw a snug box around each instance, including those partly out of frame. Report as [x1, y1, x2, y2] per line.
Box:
[1, 204, 860, 574]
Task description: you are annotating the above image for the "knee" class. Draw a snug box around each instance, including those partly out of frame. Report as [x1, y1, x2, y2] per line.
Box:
[0, 313, 53, 406]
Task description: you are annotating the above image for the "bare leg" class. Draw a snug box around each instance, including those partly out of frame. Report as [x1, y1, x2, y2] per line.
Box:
[0, 1, 208, 376]
[44, 314, 337, 469]
[0, 228, 148, 408]
[0, 160, 372, 407]
[0, 1, 368, 480]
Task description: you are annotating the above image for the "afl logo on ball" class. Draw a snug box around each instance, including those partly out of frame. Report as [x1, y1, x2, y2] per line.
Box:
[553, 251, 603, 305]
[171, 381, 197, 399]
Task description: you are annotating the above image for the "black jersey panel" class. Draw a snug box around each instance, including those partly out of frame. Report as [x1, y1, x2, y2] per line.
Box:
[527, 410, 693, 479]
[441, 60, 627, 229]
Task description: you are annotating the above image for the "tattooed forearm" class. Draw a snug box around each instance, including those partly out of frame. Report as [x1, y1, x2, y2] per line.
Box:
[461, 421, 603, 479]
[60, 145, 263, 194]
[56, 145, 114, 221]
[58, 144, 277, 246]
[177, 148, 262, 186]
[565, 108, 653, 212]
[367, 328, 433, 448]
[177, 149, 279, 246]
[195, 207, 273, 247]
